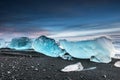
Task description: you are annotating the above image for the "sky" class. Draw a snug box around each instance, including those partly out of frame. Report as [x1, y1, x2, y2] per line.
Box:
[0, 0, 120, 40]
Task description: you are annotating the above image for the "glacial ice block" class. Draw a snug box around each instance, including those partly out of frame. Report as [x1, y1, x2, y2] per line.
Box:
[59, 36, 115, 63]
[8, 37, 32, 50]
[0, 39, 5, 48]
[32, 36, 65, 57]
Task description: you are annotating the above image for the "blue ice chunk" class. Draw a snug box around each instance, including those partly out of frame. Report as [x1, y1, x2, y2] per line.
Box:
[8, 37, 32, 50]
[0, 39, 5, 48]
[59, 36, 115, 63]
[32, 36, 66, 57]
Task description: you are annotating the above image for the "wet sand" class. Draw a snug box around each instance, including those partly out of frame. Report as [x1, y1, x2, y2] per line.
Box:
[0, 48, 120, 80]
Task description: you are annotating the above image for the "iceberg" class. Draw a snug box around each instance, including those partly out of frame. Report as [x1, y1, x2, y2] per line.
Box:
[32, 36, 66, 57]
[59, 36, 115, 63]
[8, 37, 32, 50]
[0, 39, 5, 48]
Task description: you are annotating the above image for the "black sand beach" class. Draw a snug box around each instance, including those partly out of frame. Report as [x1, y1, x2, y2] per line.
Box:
[0, 48, 120, 80]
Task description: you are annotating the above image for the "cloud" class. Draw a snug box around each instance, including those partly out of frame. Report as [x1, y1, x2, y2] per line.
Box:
[0, 31, 49, 41]
[0, 0, 120, 41]
[0, 0, 120, 26]
[48, 22, 120, 38]
[49, 28, 120, 38]
[0, 26, 48, 33]
[0, 26, 50, 40]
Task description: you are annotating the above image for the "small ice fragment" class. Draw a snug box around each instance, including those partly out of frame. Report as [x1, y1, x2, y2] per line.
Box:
[61, 62, 84, 72]
[7, 71, 11, 74]
[61, 62, 96, 72]
[35, 68, 38, 71]
[60, 55, 73, 60]
[103, 75, 107, 78]
[114, 61, 120, 67]
[31, 66, 34, 68]
[12, 66, 15, 69]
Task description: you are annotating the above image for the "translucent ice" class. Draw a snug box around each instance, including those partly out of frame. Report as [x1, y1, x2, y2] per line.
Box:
[114, 61, 120, 67]
[61, 62, 96, 72]
[0, 39, 5, 48]
[32, 36, 65, 57]
[61, 62, 84, 72]
[59, 36, 115, 63]
[8, 37, 32, 50]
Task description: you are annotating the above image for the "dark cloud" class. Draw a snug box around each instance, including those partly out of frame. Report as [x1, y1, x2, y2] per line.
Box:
[0, 26, 48, 33]
[0, 0, 120, 24]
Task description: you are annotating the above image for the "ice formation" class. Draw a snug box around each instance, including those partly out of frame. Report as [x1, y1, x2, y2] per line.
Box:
[111, 37, 120, 59]
[0, 39, 5, 48]
[59, 36, 115, 63]
[112, 51, 120, 59]
[8, 37, 32, 50]
[61, 62, 96, 72]
[61, 62, 84, 72]
[32, 36, 66, 57]
[114, 61, 120, 67]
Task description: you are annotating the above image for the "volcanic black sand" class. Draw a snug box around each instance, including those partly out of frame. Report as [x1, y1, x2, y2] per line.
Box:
[0, 48, 120, 80]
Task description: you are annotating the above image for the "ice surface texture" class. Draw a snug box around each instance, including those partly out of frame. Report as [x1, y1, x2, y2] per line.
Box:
[61, 62, 96, 72]
[59, 36, 115, 63]
[8, 37, 32, 50]
[8, 35, 115, 63]
[114, 61, 120, 67]
[61, 62, 84, 72]
[32, 36, 65, 57]
[0, 39, 5, 48]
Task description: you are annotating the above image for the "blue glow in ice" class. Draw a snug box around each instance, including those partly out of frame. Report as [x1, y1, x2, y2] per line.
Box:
[59, 36, 115, 63]
[0, 39, 5, 48]
[8, 37, 32, 50]
[32, 36, 65, 57]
